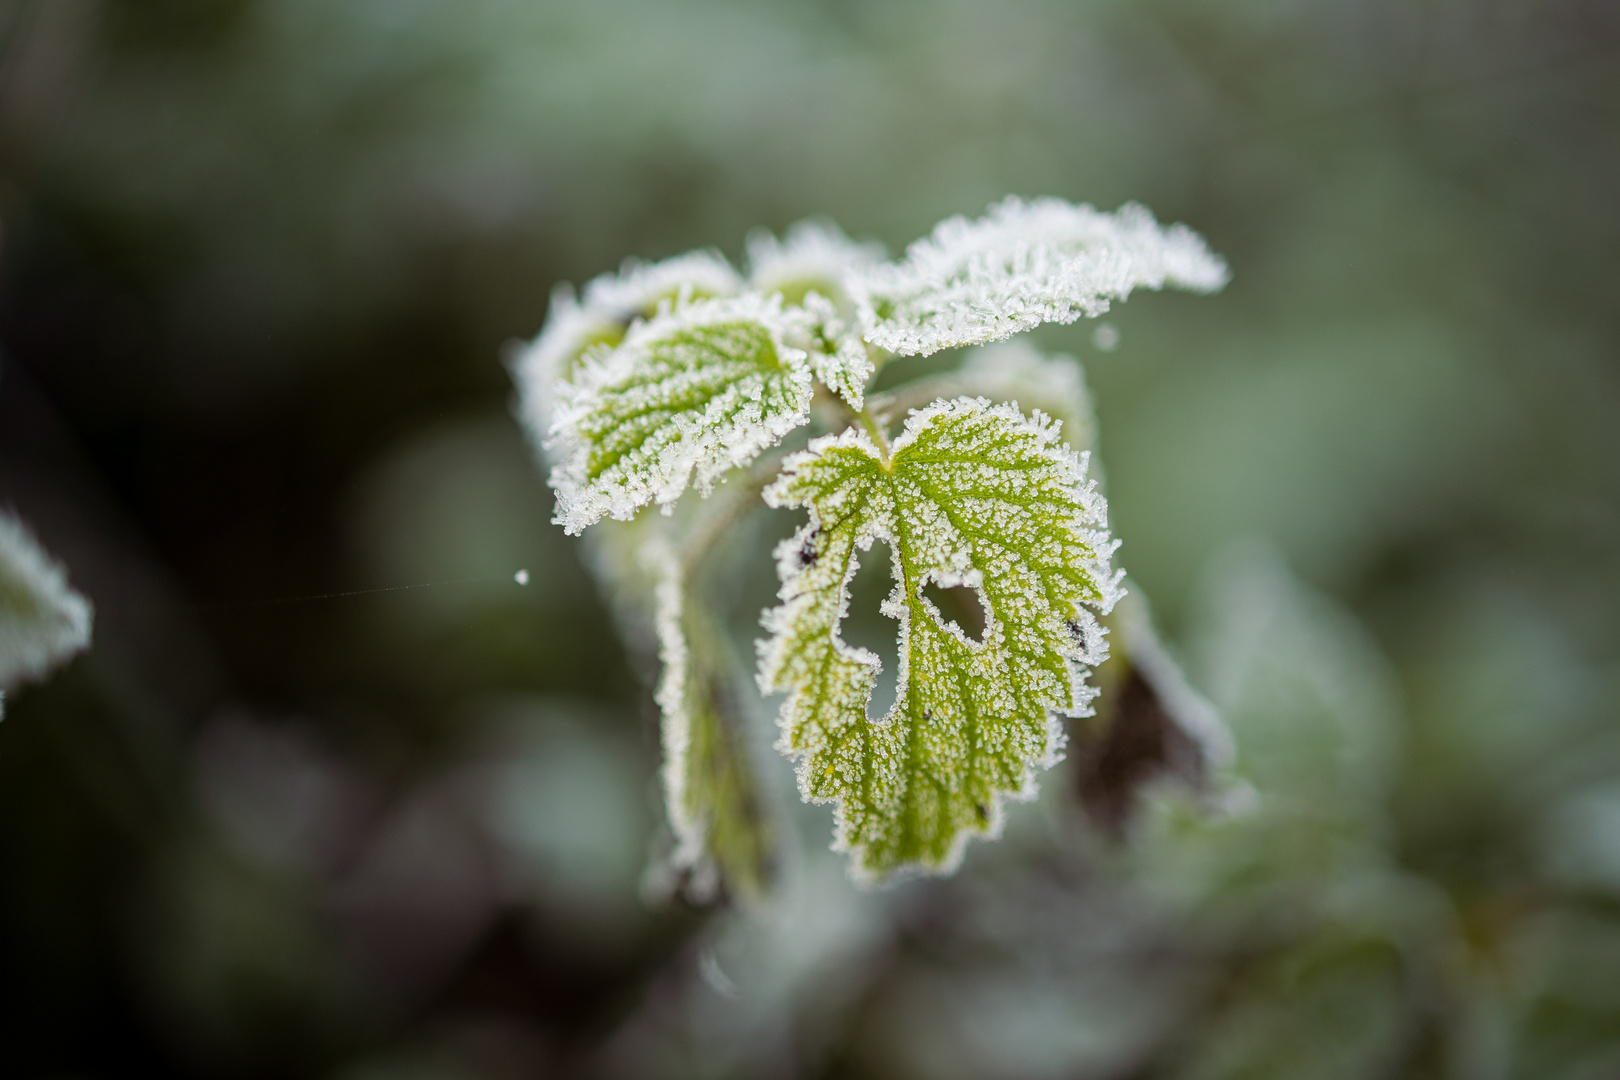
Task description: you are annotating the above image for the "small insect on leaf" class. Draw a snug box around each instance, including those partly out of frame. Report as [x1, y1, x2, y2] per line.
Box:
[758, 396, 1122, 882]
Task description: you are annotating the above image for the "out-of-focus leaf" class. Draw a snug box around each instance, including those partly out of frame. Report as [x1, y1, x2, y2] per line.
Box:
[0, 512, 93, 697]
[651, 543, 775, 904]
[1074, 591, 1231, 836]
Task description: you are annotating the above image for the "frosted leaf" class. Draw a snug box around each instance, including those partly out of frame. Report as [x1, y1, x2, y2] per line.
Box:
[0, 513, 93, 690]
[747, 218, 883, 312]
[758, 397, 1122, 882]
[651, 542, 774, 902]
[852, 197, 1229, 357]
[584, 249, 742, 317]
[513, 249, 742, 440]
[799, 292, 874, 411]
[548, 293, 814, 535]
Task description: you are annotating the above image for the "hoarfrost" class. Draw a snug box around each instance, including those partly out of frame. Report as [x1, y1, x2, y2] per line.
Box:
[747, 220, 884, 412]
[851, 196, 1228, 357]
[513, 249, 742, 440]
[758, 397, 1121, 882]
[747, 218, 883, 309]
[548, 293, 814, 534]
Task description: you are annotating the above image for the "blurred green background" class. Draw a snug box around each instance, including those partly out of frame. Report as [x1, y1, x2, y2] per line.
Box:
[1, 1, 1617, 1077]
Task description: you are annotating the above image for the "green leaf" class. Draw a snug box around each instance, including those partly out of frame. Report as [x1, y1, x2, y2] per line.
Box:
[851, 197, 1229, 358]
[747, 219, 885, 411]
[0, 513, 93, 692]
[876, 342, 1099, 459]
[548, 294, 815, 534]
[513, 250, 742, 440]
[758, 396, 1121, 881]
[652, 543, 775, 903]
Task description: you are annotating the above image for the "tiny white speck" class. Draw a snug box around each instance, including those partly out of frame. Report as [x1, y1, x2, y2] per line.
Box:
[1091, 323, 1120, 352]
[698, 948, 739, 998]
[514, 569, 530, 586]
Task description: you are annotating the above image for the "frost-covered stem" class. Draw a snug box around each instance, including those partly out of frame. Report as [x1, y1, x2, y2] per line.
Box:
[677, 452, 784, 576]
[855, 404, 892, 465]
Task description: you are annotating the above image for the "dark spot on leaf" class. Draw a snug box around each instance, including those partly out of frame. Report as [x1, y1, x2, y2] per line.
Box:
[798, 527, 821, 568]
[1065, 618, 1087, 651]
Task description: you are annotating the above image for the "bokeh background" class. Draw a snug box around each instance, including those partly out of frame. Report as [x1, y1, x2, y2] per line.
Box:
[2, 1, 1618, 1077]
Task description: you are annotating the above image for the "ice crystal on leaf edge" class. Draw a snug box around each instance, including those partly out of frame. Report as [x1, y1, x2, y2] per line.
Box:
[851, 196, 1229, 358]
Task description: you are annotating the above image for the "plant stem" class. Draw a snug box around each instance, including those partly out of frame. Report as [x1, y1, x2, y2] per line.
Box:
[856, 404, 892, 466]
[678, 451, 782, 576]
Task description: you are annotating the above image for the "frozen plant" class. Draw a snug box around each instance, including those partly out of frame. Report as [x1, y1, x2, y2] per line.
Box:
[515, 196, 1228, 891]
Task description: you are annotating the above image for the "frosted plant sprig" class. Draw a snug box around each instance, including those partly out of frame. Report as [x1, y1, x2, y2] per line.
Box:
[851, 197, 1229, 357]
[517, 197, 1226, 891]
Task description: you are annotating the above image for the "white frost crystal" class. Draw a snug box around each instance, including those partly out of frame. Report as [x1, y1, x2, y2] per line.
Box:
[748, 220, 885, 412]
[548, 293, 814, 534]
[851, 196, 1229, 357]
[758, 397, 1122, 881]
[0, 513, 93, 694]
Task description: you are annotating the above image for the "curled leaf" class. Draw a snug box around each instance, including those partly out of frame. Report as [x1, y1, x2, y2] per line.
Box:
[748, 220, 885, 412]
[852, 196, 1229, 357]
[651, 543, 775, 903]
[746, 218, 883, 311]
[759, 397, 1122, 881]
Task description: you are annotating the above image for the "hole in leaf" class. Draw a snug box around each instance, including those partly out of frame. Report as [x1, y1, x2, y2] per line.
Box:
[922, 580, 987, 643]
[840, 541, 900, 721]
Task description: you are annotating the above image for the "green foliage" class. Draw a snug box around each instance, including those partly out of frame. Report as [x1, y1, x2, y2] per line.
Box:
[549, 294, 814, 534]
[519, 197, 1224, 889]
[759, 398, 1119, 879]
